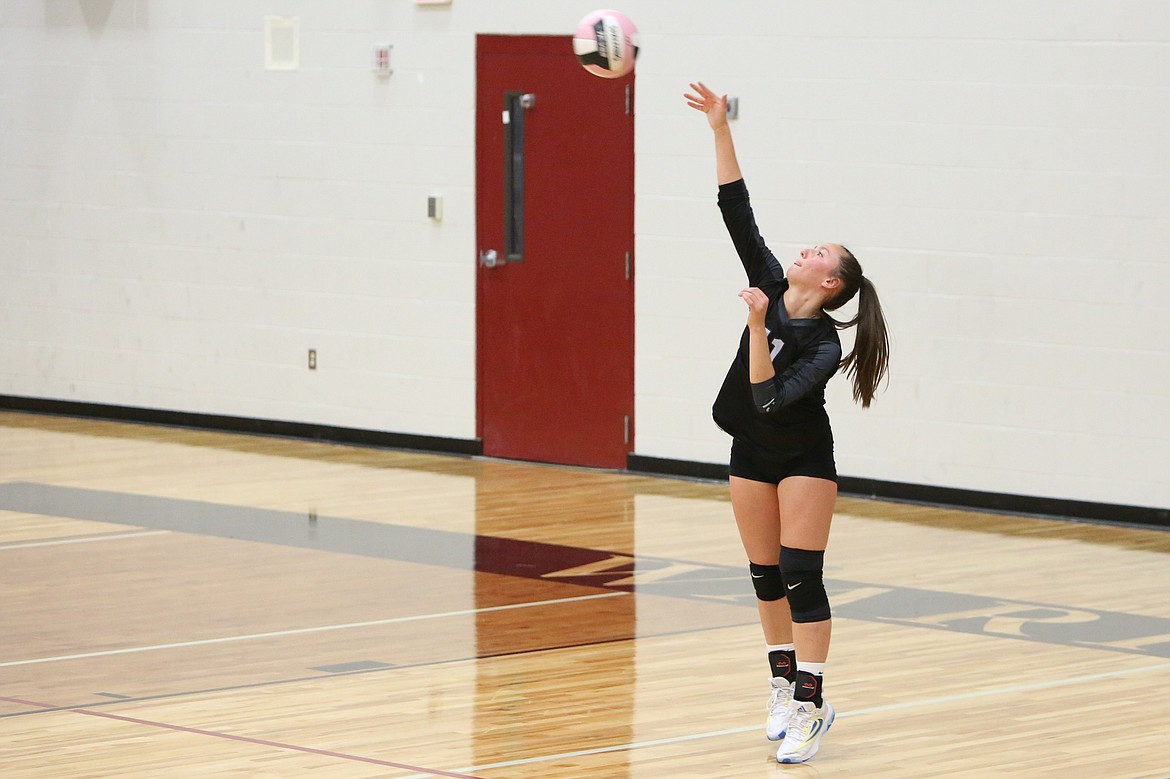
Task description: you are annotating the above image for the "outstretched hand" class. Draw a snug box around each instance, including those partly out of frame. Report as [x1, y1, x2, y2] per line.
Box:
[684, 82, 728, 130]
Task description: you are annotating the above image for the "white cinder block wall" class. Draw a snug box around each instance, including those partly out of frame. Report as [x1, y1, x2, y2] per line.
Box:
[2, 1, 1168, 511]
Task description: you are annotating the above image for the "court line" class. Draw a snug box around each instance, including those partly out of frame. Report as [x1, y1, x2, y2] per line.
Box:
[1, 620, 756, 721]
[0, 530, 170, 550]
[0, 694, 484, 779]
[399, 659, 1170, 776]
[0, 591, 629, 668]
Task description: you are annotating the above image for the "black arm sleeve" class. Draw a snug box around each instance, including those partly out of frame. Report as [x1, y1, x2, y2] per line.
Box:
[717, 178, 784, 288]
[749, 341, 842, 414]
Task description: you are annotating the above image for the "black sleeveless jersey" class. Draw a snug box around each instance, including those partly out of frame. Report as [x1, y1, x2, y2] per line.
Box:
[711, 179, 842, 452]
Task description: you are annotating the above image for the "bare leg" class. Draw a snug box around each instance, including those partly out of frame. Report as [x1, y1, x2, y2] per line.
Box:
[729, 475, 792, 644]
[777, 476, 836, 663]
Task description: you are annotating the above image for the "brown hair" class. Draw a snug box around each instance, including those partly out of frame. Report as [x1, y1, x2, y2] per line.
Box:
[822, 246, 889, 408]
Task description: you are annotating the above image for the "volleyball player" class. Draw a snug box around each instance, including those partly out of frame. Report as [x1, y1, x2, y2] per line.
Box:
[684, 81, 890, 764]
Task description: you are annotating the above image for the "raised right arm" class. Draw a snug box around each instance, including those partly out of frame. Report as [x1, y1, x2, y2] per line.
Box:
[684, 82, 742, 184]
[686, 82, 780, 286]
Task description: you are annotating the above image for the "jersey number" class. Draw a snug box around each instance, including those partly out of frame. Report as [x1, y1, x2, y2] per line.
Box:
[767, 328, 784, 362]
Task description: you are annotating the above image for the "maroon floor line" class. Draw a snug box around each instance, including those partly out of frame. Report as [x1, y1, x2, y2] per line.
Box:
[1, 695, 484, 779]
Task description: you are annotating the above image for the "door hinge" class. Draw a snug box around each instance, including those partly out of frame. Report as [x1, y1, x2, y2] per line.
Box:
[625, 251, 631, 280]
[624, 415, 631, 445]
[625, 84, 632, 116]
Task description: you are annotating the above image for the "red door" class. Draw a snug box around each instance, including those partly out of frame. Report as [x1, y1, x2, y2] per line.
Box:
[476, 35, 635, 469]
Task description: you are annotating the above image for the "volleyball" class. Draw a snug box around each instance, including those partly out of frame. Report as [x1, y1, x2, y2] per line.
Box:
[573, 9, 639, 79]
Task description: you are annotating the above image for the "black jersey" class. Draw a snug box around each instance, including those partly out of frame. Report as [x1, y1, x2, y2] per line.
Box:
[711, 178, 842, 453]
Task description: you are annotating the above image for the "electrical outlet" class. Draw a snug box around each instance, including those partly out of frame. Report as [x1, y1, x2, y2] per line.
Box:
[308, 349, 317, 370]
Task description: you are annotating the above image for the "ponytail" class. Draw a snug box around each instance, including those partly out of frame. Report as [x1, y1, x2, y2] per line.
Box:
[822, 248, 890, 408]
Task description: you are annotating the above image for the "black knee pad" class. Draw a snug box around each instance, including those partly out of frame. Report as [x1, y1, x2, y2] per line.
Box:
[749, 562, 785, 601]
[779, 546, 831, 623]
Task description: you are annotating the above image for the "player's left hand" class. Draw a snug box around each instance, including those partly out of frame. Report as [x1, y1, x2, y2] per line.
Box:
[739, 287, 769, 329]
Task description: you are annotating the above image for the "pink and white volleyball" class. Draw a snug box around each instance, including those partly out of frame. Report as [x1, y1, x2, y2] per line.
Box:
[573, 9, 640, 79]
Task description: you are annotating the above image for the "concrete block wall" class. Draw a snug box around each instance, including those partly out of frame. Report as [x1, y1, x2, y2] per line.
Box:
[634, 2, 1170, 510]
[1, 0, 480, 438]
[2, 1, 1167, 510]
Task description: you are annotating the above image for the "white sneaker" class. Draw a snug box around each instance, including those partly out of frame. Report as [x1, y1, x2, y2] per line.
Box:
[775, 699, 835, 764]
[765, 679, 795, 741]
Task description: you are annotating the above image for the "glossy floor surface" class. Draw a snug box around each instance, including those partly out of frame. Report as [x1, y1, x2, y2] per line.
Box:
[2, 412, 1169, 777]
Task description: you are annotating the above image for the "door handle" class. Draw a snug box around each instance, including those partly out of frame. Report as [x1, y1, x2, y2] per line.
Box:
[479, 249, 502, 269]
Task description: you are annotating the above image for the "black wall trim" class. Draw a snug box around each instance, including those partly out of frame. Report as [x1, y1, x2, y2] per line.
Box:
[0, 395, 482, 457]
[5, 395, 1166, 530]
[834, 476, 1169, 528]
[627, 453, 1169, 530]
[626, 453, 729, 482]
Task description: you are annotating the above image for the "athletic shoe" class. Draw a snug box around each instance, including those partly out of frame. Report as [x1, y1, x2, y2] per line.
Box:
[767, 678, 795, 739]
[775, 699, 835, 764]
[765, 678, 796, 741]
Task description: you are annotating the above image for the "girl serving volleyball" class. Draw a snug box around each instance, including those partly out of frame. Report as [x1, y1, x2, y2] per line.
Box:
[684, 81, 890, 764]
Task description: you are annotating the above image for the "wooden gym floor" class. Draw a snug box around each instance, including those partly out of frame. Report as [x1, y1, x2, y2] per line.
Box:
[2, 411, 1169, 777]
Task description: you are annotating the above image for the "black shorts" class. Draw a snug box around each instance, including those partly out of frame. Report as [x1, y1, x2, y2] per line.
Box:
[729, 436, 837, 485]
